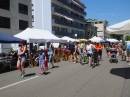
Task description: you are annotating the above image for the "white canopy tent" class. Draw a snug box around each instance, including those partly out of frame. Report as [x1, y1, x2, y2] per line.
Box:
[107, 19, 130, 34]
[61, 36, 79, 42]
[90, 36, 104, 42]
[106, 38, 118, 42]
[14, 28, 67, 43]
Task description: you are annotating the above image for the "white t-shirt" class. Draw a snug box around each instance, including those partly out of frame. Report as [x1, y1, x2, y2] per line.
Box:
[86, 44, 92, 54]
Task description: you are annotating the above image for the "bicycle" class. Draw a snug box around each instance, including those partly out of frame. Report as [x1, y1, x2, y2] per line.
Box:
[80, 52, 88, 65]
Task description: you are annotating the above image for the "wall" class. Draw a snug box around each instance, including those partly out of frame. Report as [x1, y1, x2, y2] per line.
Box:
[0, 0, 32, 53]
[33, 0, 52, 33]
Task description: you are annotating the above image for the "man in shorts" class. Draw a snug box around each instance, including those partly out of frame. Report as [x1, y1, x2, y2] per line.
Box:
[68, 41, 74, 62]
[120, 40, 127, 61]
[95, 42, 103, 61]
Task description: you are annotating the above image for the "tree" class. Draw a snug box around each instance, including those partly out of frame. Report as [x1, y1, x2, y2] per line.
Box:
[110, 34, 123, 40]
[125, 36, 130, 41]
[86, 18, 92, 22]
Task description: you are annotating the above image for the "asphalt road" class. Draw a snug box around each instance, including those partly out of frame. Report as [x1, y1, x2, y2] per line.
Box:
[0, 50, 130, 97]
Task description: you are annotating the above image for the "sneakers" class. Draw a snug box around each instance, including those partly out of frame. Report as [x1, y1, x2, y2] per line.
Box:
[20, 75, 24, 78]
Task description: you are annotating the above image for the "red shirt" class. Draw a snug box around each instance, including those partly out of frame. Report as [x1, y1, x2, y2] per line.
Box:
[115, 45, 118, 49]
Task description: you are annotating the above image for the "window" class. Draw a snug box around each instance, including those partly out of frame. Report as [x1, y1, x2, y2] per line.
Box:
[19, 3, 28, 15]
[71, 29, 74, 33]
[0, 0, 10, 10]
[99, 21, 102, 24]
[0, 16, 10, 28]
[19, 20, 28, 30]
[95, 22, 97, 24]
[32, 15, 34, 22]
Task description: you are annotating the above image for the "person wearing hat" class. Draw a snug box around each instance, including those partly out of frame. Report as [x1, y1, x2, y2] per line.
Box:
[86, 40, 96, 67]
[46, 40, 55, 69]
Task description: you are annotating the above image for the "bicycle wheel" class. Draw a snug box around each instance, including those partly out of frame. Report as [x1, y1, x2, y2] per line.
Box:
[80, 55, 85, 65]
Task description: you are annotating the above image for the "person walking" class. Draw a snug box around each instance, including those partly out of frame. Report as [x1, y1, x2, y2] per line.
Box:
[17, 40, 27, 78]
[35, 49, 47, 75]
[46, 40, 55, 69]
[68, 41, 75, 62]
[86, 40, 96, 67]
[95, 42, 103, 61]
[120, 40, 127, 61]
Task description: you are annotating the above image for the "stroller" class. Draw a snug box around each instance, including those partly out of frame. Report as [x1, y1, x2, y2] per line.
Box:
[109, 48, 118, 63]
[91, 48, 100, 68]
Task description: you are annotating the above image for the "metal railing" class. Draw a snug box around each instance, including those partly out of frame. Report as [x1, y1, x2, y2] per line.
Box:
[57, 0, 86, 15]
[52, 19, 86, 30]
[53, 7, 86, 22]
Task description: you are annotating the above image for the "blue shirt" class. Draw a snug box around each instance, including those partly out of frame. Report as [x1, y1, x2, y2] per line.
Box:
[39, 53, 45, 61]
[68, 42, 74, 49]
[47, 44, 53, 55]
[127, 43, 130, 50]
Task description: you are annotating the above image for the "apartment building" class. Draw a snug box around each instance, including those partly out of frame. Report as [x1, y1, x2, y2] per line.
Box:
[93, 20, 109, 39]
[85, 22, 97, 39]
[32, 0, 87, 39]
[0, 0, 32, 52]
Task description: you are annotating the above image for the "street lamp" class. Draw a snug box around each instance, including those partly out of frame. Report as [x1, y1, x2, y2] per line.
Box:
[75, 34, 77, 39]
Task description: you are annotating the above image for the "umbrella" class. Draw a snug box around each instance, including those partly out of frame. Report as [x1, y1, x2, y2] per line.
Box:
[79, 39, 87, 42]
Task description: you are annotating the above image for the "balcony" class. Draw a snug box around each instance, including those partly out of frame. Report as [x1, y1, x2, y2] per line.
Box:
[53, 30, 85, 38]
[57, 0, 86, 15]
[52, 7, 86, 23]
[32, 4, 34, 11]
[52, 19, 86, 30]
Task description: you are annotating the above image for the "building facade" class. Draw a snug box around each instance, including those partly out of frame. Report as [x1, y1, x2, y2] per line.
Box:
[85, 22, 97, 39]
[93, 20, 109, 39]
[32, 0, 87, 39]
[0, 0, 32, 52]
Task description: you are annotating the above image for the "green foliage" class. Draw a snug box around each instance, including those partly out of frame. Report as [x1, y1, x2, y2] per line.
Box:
[125, 36, 130, 41]
[110, 34, 123, 40]
[86, 18, 97, 22]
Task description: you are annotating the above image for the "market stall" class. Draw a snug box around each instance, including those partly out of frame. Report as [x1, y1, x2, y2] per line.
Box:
[14, 28, 67, 43]
[107, 19, 130, 35]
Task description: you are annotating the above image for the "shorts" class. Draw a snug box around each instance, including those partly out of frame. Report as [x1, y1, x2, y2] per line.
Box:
[69, 49, 74, 55]
[48, 54, 52, 63]
[106, 50, 110, 53]
[18, 56, 26, 63]
[97, 52, 102, 56]
[127, 50, 130, 57]
[122, 51, 127, 56]
[87, 53, 92, 58]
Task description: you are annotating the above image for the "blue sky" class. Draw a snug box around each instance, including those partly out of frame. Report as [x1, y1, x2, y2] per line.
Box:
[80, 0, 130, 25]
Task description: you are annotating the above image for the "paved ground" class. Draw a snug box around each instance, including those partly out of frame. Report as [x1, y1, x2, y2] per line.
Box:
[0, 50, 130, 97]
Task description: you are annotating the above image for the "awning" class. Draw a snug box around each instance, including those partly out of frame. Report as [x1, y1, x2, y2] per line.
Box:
[107, 19, 130, 34]
[72, 0, 84, 9]
[54, 13, 73, 21]
[64, 16, 73, 21]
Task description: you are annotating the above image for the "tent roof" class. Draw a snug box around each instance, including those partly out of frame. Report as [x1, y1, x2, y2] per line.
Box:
[0, 32, 22, 43]
[61, 36, 79, 42]
[107, 19, 130, 34]
[14, 28, 67, 43]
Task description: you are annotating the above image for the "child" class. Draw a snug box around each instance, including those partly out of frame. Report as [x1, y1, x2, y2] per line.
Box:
[35, 49, 46, 75]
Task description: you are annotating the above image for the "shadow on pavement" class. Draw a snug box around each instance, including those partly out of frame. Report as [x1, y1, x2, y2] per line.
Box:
[110, 67, 130, 79]
[45, 72, 51, 75]
[54, 66, 59, 68]
[0, 68, 17, 74]
[25, 73, 36, 77]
